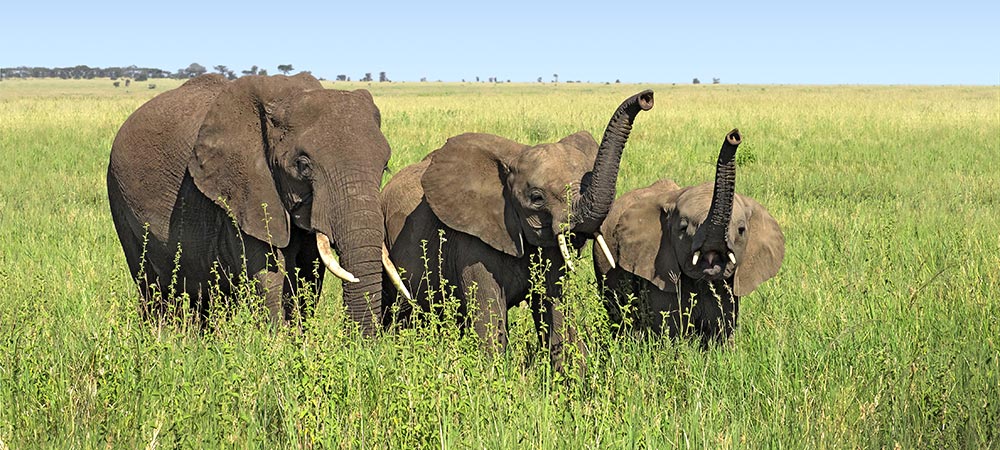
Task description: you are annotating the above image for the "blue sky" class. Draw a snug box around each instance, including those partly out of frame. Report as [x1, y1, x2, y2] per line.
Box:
[5, 0, 998, 84]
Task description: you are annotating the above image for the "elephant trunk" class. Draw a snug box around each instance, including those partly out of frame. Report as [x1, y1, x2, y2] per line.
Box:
[572, 90, 654, 235]
[692, 129, 741, 259]
[315, 173, 384, 336]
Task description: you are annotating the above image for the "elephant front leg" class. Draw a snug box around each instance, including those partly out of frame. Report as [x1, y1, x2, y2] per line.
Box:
[237, 235, 291, 324]
[534, 255, 588, 374]
[461, 265, 509, 354]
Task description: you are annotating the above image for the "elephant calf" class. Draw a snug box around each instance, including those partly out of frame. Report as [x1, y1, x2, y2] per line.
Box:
[381, 91, 654, 366]
[595, 129, 785, 345]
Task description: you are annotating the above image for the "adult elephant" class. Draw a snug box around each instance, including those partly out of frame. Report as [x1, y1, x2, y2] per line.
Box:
[381, 90, 653, 365]
[595, 129, 785, 345]
[107, 73, 394, 335]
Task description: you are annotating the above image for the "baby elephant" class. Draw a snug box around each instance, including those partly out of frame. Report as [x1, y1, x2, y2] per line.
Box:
[594, 129, 784, 345]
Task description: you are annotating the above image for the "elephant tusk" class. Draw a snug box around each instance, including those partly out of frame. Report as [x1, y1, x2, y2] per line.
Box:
[557, 233, 575, 271]
[692, 251, 701, 266]
[382, 244, 412, 300]
[316, 233, 360, 283]
[728, 251, 737, 265]
[595, 233, 616, 269]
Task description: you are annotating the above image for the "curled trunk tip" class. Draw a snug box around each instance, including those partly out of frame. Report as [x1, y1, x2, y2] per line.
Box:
[637, 90, 654, 111]
[726, 128, 741, 146]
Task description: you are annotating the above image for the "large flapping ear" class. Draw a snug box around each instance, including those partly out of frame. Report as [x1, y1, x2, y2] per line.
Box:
[734, 195, 785, 296]
[422, 133, 529, 257]
[608, 180, 684, 291]
[558, 131, 599, 161]
[189, 74, 322, 247]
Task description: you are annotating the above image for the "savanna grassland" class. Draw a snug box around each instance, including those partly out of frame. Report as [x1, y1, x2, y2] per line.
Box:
[0, 78, 997, 448]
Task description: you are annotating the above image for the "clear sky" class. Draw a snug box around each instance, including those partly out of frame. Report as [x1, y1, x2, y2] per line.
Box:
[5, 0, 998, 84]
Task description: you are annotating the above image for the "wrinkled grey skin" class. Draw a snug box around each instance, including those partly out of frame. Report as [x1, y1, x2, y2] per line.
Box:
[595, 130, 785, 346]
[381, 91, 653, 368]
[107, 73, 390, 333]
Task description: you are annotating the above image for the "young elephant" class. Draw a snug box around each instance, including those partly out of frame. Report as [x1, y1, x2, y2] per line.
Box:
[594, 129, 784, 345]
[382, 91, 653, 366]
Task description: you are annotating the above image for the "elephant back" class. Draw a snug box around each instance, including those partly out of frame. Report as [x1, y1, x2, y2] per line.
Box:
[382, 159, 432, 247]
[108, 74, 229, 241]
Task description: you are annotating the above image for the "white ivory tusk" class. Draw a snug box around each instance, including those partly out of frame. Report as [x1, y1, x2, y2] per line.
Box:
[316, 233, 360, 283]
[557, 233, 575, 271]
[728, 251, 737, 265]
[595, 233, 616, 269]
[382, 244, 412, 300]
[692, 251, 701, 266]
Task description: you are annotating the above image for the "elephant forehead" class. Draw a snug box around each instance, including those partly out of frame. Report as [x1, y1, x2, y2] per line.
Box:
[513, 143, 590, 186]
[676, 182, 749, 223]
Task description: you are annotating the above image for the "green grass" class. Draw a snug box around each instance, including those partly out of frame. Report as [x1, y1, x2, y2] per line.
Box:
[1, 78, 998, 448]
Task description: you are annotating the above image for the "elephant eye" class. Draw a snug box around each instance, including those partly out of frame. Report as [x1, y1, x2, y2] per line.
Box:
[295, 155, 313, 179]
[528, 189, 545, 207]
[738, 224, 747, 236]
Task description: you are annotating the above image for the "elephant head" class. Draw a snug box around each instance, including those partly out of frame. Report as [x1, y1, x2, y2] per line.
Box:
[188, 73, 390, 332]
[420, 90, 654, 264]
[612, 129, 785, 296]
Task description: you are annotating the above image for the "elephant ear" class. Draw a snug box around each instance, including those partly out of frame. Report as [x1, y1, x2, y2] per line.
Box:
[558, 131, 598, 161]
[609, 180, 684, 292]
[422, 133, 529, 257]
[734, 195, 785, 296]
[189, 73, 322, 247]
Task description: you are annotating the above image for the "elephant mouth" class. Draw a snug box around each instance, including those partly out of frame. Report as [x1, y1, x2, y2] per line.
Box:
[689, 248, 737, 281]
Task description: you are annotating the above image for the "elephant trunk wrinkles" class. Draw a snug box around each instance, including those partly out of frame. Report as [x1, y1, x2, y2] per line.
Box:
[572, 90, 654, 235]
[696, 129, 742, 250]
[318, 174, 384, 336]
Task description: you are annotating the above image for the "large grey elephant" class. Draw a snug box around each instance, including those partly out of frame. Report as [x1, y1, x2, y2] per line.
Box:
[107, 73, 392, 334]
[381, 90, 653, 365]
[595, 129, 785, 345]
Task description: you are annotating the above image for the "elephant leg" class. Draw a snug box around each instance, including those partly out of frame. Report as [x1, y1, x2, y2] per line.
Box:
[460, 263, 509, 354]
[226, 231, 289, 324]
[287, 229, 325, 321]
[534, 252, 587, 373]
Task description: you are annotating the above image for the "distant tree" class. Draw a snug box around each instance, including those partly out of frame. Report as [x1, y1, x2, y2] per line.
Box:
[214, 65, 228, 75]
[336, 74, 347, 81]
[692, 78, 701, 84]
[615, 79, 620, 83]
[134, 73, 148, 82]
[537, 77, 542, 83]
[241, 65, 259, 76]
[125, 79, 131, 87]
[712, 77, 720, 84]
[553, 73, 558, 83]
[277, 64, 294, 75]
[379, 71, 390, 82]
[420, 77, 427, 82]
[258, 69, 268, 76]
[476, 76, 480, 82]
[186, 63, 207, 77]
[360, 73, 372, 82]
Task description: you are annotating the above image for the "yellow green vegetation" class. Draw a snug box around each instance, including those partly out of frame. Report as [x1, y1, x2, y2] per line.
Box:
[0, 78, 997, 447]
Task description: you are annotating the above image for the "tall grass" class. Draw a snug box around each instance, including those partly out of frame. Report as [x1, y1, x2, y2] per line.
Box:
[0, 78, 997, 448]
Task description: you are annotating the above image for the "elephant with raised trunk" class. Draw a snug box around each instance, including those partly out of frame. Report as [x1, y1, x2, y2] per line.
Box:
[595, 129, 785, 345]
[108, 73, 394, 334]
[381, 90, 653, 365]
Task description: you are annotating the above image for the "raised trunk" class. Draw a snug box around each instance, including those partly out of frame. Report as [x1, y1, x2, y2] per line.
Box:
[572, 90, 654, 234]
[694, 129, 742, 250]
[315, 173, 384, 336]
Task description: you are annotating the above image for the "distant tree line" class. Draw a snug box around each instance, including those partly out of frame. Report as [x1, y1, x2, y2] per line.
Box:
[0, 63, 296, 81]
